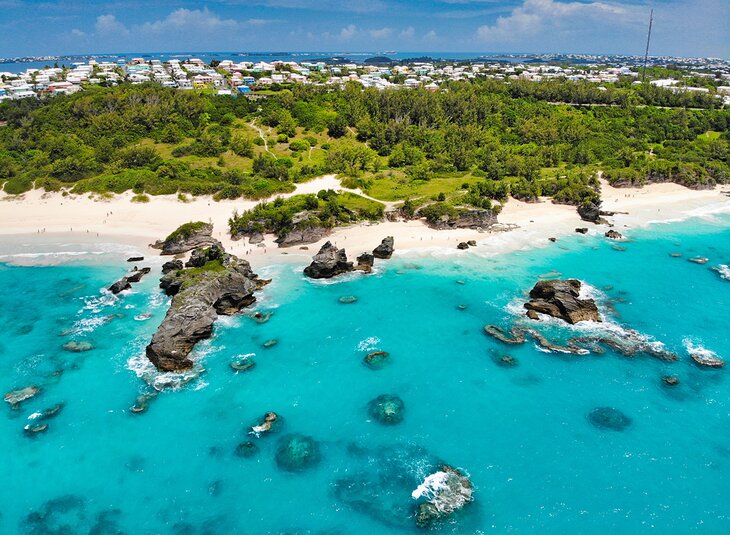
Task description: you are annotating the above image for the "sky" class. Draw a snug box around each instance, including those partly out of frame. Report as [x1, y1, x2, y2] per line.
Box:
[0, 0, 728, 59]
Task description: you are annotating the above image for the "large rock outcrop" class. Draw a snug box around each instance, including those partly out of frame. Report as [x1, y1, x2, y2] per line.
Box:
[524, 279, 601, 324]
[152, 222, 219, 255]
[425, 209, 497, 230]
[275, 226, 331, 247]
[372, 236, 394, 259]
[577, 201, 601, 223]
[303, 241, 354, 279]
[146, 245, 268, 371]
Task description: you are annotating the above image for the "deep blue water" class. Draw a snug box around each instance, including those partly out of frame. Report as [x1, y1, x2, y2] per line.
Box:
[1, 216, 729, 534]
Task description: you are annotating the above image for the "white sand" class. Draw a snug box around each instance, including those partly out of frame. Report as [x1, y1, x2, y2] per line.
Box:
[1, 175, 729, 268]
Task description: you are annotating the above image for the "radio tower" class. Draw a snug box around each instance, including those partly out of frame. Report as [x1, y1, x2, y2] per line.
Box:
[642, 8, 654, 83]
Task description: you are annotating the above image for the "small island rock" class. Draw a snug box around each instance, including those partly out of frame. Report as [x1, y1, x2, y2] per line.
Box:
[303, 241, 354, 279]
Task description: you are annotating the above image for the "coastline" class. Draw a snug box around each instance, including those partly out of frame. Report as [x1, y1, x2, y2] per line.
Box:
[1, 176, 729, 268]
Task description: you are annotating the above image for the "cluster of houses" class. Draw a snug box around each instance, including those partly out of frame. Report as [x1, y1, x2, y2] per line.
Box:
[1, 56, 729, 104]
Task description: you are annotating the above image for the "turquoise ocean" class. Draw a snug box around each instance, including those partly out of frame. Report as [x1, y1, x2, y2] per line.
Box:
[1, 215, 729, 534]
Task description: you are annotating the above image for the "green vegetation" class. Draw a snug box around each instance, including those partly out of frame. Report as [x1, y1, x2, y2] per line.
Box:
[164, 221, 208, 244]
[229, 189, 384, 238]
[1, 79, 728, 233]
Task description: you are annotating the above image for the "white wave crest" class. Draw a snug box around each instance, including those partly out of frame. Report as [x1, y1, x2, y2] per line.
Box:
[126, 353, 205, 391]
[713, 264, 730, 281]
[683, 338, 721, 362]
[412, 471, 450, 500]
[357, 336, 381, 352]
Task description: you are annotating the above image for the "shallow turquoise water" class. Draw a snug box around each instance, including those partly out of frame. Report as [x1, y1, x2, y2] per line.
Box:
[1, 216, 729, 534]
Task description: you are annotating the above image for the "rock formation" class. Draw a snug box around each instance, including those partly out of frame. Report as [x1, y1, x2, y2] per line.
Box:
[4, 386, 40, 408]
[577, 201, 601, 223]
[413, 466, 474, 528]
[355, 253, 374, 273]
[372, 236, 394, 259]
[524, 279, 601, 324]
[108, 267, 151, 295]
[161, 260, 183, 274]
[424, 209, 497, 230]
[605, 230, 623, 240]
[275, 226, 331, 247]
[146, 244, 268, 372]
[152, 222, 219, 255]
[303, 241, 354, 279]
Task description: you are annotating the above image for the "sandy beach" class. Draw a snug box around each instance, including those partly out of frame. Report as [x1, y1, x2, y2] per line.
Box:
[1, 175, 729, 268]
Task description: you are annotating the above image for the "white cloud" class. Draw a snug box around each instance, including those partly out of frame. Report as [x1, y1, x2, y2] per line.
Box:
[70, 28, 85, 37]
[141, 8, 237, 33]
[95, 14, 129, 36]
[339, 24, 357, 40]
[476, 0, 642, 43]
[399, 26, 415, 39]
[424, 30, 438, 41]
[369, 27, 393, 39]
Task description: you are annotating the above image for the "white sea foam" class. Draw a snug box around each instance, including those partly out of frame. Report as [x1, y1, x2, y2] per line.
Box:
[683, 338, 720, 361]
[126, 353, 205, 391]
[713, 264, 730, 281]
[134, 313, 152, 321]
[82, 290, 117, 313]
[69, 315, 109, 334]
[357, 336, 381, 352]
[411, 471, 450, 500]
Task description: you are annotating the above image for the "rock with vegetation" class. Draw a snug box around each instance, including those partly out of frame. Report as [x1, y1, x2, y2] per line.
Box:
[413, 466, 474, 529]
[421, 206, 498, 230]
[372, 236, 395, 259]
[524, 279, 601, 324]
[303, 241, 354, 279]
[152, 222, 218, 255]
[146, 244, 268, 372]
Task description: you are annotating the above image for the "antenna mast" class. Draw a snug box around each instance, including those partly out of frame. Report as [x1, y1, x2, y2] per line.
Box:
[642, 8, 654, 83]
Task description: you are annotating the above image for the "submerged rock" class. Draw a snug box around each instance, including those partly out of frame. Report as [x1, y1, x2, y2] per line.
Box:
[146, 244, 267, 372]
[62, 340, 94, 352]
[688, 257, 709, 265]
[4, 386, 41, 408]
[372, 236, 395, 259]
[333, 444, 445, 530]
[130, 392, 157, 414]
[234, 441, 259, 458]
[339, 295, 358, 304]
[230, 356, 256, 372]
[413, 466, 474, 529]
[662, 375, 680, 386]
[262, 339, 278, 349]
[303, 241, 354, 279]
[524, 279, 601, 324]
[363, 351, 390, 369]
[587, 407, 632, 431]
[152, 222, 219, 255]
[491, 351, 519, 367]
[275, 434, 321, 472]
[367, 394, 405, 425]
[251, 311, 272, 324]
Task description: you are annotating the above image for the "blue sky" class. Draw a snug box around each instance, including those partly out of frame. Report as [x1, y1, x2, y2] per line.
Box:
[0, 1, 727, 58]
